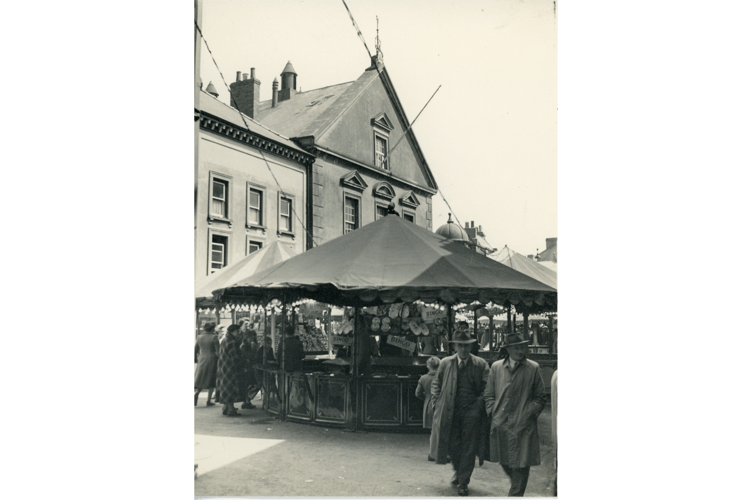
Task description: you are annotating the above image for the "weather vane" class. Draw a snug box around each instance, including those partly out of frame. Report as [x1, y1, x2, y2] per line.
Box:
[375, 16, 383, 60]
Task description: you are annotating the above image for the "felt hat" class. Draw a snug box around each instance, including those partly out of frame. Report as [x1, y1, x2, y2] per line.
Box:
[203, 322, 216, 333]
[501, 333, 530, 348]
[449, 331, 477, 344]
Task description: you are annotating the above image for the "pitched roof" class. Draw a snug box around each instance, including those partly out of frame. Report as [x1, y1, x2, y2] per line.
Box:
[197, 89, 309, 155]
[256, 66, 437, 191]
[256, 81, 355, 138]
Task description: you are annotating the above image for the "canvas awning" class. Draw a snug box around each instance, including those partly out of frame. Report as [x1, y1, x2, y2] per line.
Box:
[195, 240, 299, 305]
[213, 215, 556, 308]
[495, 245, 557, 290]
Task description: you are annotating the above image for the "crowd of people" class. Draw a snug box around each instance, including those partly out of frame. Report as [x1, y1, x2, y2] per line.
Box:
[194, 318, 277, 417]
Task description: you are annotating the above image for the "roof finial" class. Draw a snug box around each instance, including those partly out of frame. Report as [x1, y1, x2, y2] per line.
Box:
[374, 16, 383, 63]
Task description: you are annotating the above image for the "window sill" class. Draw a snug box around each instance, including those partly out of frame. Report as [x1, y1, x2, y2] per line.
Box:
[208, 216, 233, 227]
[246, 223, 267, 232]
[278, 230, 296, 239]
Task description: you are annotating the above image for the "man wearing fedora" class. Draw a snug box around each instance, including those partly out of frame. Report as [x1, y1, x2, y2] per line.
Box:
[484, 333, 547, 496]
[430, 330, 490, 496]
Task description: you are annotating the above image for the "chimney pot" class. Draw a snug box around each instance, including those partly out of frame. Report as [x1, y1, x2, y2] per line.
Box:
[236, 71, 241, 82]
[471, 221, 475, 227]
[243, 73, 248, 81]
[465, 222, 469, 228]
[250, 68, 256, 79]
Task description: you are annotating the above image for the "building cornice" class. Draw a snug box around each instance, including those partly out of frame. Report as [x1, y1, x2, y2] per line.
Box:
[294, 137, 437, 196]
[197, 110, 316, 166]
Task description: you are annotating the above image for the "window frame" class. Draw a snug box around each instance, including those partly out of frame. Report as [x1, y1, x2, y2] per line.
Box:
[207, 228, 232, 276]
[208, 171, 233, 225]
[246, 182, 267, 230]
[373, 130, 389, 170]
[343, 192, 362, 234]
[246, 236, 263, 256]
[375, 201, 389, 220]
[402, 209, 415, 223]
[277, 192, 296, 238]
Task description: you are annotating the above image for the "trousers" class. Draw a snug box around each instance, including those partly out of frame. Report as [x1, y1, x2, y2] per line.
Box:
[448, 403, 482, 487]
[501, 464, 530, 497]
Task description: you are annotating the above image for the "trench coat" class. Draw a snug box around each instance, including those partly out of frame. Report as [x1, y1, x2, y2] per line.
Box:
[483, 357, 547, 467]
[194, 333, 219, 389]
[429, 353, 490, 464]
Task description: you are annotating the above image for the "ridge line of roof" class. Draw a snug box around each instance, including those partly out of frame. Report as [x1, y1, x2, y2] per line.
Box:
[259, 81, 355, 104]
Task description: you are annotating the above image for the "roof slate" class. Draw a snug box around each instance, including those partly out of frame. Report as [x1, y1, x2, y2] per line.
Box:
[198, 90, 308, 155]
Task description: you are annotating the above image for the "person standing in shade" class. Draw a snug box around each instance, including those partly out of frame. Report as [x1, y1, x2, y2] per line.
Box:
[483, 333, 547, 497]
[551, 369, 558, 497]
[430, 331, 490, 497]
[217, 324, 244, 416]
[415, 356, 440, 461]
[194, 322, 219, 406]
[282, 327, 305, 372]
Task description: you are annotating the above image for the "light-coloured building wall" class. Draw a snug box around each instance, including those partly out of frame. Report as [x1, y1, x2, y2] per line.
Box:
[195, 131, 307, 278]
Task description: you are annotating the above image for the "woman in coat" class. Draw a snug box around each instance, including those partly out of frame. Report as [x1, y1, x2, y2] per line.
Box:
[415, 356, 440, 460]
[194, 322, 220, 406]
[217, 324, 244, 416]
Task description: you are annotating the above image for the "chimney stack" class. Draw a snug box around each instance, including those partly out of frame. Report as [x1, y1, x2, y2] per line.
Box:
[229, 66, 261, 119]
[546, 237, 557, 249]
[272, 78, 279, 108]
[278, 61, 298, 103]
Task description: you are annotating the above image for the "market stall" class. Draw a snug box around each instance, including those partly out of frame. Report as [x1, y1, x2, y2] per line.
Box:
[213, 214, 557, 431]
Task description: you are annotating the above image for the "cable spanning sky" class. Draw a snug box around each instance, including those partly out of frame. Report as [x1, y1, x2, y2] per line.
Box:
[199, 0, 557, 257]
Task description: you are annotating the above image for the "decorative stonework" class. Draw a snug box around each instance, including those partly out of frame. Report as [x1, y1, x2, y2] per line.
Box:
[340, 170, 368, 192]
[372, 181, 396, 200]
[400, 190, 420, 209]
[371, 112, 394, 132]
[198, 112, 314, 165]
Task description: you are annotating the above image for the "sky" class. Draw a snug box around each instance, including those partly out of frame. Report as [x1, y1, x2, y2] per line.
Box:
[199, 0, 557, 257]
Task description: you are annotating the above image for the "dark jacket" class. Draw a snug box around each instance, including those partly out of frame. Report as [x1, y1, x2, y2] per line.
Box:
[283, 335, 306, 372]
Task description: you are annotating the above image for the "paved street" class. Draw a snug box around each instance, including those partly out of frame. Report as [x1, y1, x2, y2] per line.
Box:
[194, 392, 556, 497]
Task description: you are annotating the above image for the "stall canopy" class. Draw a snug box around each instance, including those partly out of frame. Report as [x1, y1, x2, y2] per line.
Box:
[195, 240, 299, 305]
[213, 214, 557, 308]
[495, 245, 557, 290]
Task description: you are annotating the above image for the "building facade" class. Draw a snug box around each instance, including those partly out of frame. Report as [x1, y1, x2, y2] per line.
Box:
[195, 88, 315, 279]
[230, 56, 438, 247]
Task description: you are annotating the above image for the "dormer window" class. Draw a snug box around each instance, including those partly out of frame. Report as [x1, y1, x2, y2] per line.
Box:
[371, 112, 394, 171]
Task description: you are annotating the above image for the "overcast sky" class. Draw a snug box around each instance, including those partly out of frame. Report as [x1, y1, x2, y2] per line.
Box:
[199, 0, 557, 257]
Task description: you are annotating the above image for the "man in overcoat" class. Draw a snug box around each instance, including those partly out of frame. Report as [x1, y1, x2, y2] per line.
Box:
[483, 333, 547, 496]
[430, 331, 490, 497]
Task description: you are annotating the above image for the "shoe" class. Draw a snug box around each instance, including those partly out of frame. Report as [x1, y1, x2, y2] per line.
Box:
[241, 402, 256, 409]
[222, 406, 228, 415]
[226, 410, 241, 417]
[451, 475, 459, 487]
[206, 401, 215, 406]
[428, 455, 435, 462]
[194, 393, 199, 406]
[458, 485, 469, 496]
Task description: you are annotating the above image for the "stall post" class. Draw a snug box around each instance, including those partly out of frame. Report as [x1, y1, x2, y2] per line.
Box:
[326, 307, 333, 358]
[506, 305, 512, 334]
[279, 297, 288, 421]
[489, 312, 495, 351]
[473, 308, 478, 338]
[523, 311, 529, 339]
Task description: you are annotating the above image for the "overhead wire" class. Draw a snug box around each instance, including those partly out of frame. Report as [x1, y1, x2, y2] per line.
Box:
[195, 20, 318, 247]
[338, 1, 481, 251]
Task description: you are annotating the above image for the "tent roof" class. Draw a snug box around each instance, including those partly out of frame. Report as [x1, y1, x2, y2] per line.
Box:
[195, 240, 299, 301]
[495, 246, 558, 290]
[214, 215, 556, 308]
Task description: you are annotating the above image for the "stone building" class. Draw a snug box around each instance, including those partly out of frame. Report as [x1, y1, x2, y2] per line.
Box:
[195, 85, 315, 278]
[230, 55, 439, 246]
